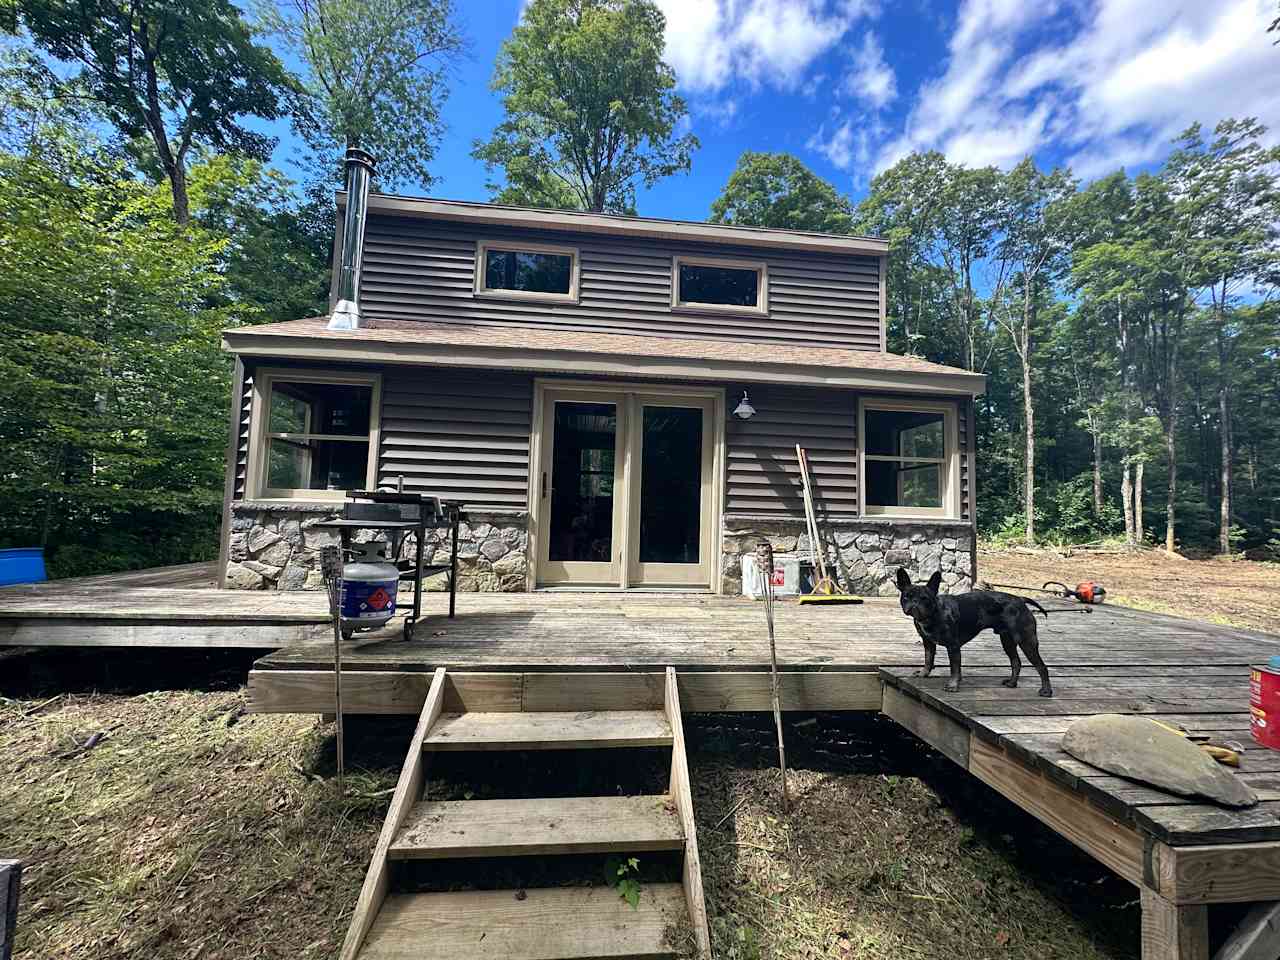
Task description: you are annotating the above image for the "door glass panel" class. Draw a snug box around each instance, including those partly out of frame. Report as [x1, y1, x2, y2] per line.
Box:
[548, 402, 616, 563]
[639, 406, 702, 564]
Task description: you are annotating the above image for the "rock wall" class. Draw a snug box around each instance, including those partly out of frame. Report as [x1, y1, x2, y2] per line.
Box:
[720, 516, 974, 597]
[223, 504, 529, 592]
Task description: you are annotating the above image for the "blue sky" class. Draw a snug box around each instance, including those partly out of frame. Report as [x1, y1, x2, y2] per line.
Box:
[263, 0, 1280, 223]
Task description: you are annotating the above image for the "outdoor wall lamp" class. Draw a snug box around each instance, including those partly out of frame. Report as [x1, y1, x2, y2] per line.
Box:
[732, 391, 756, 420]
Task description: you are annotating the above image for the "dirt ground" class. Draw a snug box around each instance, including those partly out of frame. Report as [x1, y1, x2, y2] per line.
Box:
[979, 545, 1280, 633]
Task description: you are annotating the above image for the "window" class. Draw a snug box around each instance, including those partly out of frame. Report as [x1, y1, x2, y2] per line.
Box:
[251, 371, 380, 499]
[860, 400, 957, 518]
[475, 241, 578, 301]
[672, 256, 767, 314]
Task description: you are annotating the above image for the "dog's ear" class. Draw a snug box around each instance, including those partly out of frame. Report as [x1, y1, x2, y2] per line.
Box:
[926, 570, 943, 595]
[895, 567, 912, 592]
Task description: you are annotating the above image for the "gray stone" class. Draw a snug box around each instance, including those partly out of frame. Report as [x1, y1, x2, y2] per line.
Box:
[225, 562, 266, 590]
[279, 519, 303, 546]
[456, 540, 480, 559]
[885, 549, 911, 565]
[247, 528, 281, 554]
[257, 539, 293, 568]
[855, 533, 880, 552]
[1062, 715, 1258, 808]
[941, 537, 958, 551]
[500, 525, 525, 546]
[303, 526, 340, 550]
[470, 523, 493, 541]
[280, 561, 309, 590]
[231, 515, 257, 532]
[303, 570, 325, 590]
[480, 538, 510, 562]
[243, 559, 283, 580]
[228, 532, 249, 562]
[833, 530, 857, 548]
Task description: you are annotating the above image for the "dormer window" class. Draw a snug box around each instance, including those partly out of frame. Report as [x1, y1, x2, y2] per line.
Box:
[475, 240, 579, 302]
[672, 256, 768, 315]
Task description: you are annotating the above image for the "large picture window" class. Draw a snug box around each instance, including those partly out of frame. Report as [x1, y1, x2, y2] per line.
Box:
[860, 400, 957, 518]
[251, 371, 380, 499]
[672, 256, 767, 314]
[475, 241, 578, 301]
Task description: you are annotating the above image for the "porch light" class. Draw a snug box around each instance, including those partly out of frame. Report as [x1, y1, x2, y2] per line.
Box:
[732, 391, 756, 420]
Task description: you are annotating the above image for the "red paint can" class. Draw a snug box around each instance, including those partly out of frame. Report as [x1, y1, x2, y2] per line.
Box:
[1250, 658, 1280, 751]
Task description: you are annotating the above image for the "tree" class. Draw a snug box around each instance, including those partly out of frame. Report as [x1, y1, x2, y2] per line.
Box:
[710, 152, 854, 234]
[1163, 119, 1280, 554]
[474, 0, 697, 214]
[20, 0, 291, 224]
[257, 0, 465, 190]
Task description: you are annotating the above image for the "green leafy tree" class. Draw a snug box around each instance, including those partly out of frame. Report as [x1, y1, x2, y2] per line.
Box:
[257, 0, 465, 189]
[0, 138, 249, 575]
[19, 0, 291, 223]
[474, 0, 697, 214]
[709, 151, 853, 234]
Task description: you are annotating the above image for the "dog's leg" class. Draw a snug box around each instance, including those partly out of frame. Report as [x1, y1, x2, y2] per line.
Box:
[945, 644, 962, 693]
[915, 638, 937, 678]
[1018, 628, 1053, 697]
[999, 631, 1022, 688]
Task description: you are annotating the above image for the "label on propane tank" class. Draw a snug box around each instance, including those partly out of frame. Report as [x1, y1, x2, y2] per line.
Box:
[341, 580, 399, 620]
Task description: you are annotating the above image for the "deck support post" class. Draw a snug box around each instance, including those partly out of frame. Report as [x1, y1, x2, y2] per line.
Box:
[1, 860, 20, 960]
[1141, 888, 1209, 960]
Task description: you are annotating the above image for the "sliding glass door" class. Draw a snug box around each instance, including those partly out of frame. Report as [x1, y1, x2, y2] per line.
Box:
[536, 387, 717, 588]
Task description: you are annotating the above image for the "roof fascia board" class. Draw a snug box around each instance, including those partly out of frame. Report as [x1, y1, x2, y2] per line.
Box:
[221, 333, 986, 396]
[342, 192, 889, 257]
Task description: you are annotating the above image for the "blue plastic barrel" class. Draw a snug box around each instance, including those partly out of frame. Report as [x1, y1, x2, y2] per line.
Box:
[0, 548, 47, 586]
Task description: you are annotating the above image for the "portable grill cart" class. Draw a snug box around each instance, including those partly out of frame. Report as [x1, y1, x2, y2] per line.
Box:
[313, 490, 465, 641]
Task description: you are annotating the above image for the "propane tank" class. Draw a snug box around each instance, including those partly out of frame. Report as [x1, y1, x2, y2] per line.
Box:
[339, 543, 399, 638]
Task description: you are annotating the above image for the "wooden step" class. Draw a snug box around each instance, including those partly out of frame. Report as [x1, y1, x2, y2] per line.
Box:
[357, 884, 690, 960]
[423, 710, 673, 752]
[389, 795, 684, 860]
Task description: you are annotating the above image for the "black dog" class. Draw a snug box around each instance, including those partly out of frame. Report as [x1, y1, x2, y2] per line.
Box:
[895, 568, 1053, 697]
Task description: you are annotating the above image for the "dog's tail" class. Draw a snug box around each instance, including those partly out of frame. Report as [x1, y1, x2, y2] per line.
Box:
[1025, 598, 1049, 619]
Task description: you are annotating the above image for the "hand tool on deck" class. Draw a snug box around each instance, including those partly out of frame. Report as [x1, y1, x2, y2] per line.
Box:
[755, 540, 789, 813]
[794, 444, 861, 606]
[320, 545, 345, 784]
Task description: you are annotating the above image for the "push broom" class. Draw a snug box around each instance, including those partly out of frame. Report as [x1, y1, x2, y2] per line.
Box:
[795, 444, 862, 606]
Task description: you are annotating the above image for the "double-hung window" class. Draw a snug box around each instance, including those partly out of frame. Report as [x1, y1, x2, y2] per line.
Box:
[251, 370, 380, 499]
[860, 399, 957, 518]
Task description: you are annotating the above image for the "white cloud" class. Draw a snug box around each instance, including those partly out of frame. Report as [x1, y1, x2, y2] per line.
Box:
[839, 32, 896, 109]
[869, 0, 1280, 177]
[656, 0, 875, 93]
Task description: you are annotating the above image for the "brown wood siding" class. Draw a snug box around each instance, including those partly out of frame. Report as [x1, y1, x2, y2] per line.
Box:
[959, 400, 972, 522]
[232, 364, 254, 500]
[724, 385, 858, 518]
[358, 216, 884, 351]
[377, 368, 534, 510]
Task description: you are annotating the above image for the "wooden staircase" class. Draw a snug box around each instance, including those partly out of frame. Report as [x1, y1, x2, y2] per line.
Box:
[339, 667, 712, 960]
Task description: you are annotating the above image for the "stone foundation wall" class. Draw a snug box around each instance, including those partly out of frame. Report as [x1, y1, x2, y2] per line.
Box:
[721, 516, 974, 597]
[224, 503, 529, 591]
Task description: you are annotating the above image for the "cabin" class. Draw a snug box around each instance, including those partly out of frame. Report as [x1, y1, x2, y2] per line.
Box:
[217, 149, 985, 594]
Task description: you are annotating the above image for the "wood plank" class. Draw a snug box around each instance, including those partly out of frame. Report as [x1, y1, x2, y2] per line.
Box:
[677, 670, 882, 711]
[1, 860, 19, 960]
[423, 710, 673, 751]
[389, 795, 683, 860]
[968, 734, 1145, 886]
[1134, 802, 1280, 846]
[247, 670, 521, 714]
[1151, 839, 1280, 904]
[358, 884, 689, 960]
[0, 619, 323, 648]
[665, 668, 712, 960]
[521, 672, 666, 711]
[1139, 888, 1209, 960]
[881, 685, 969, 768]
[339, 667, 447, 960]
[1215, 901, 1280, 960]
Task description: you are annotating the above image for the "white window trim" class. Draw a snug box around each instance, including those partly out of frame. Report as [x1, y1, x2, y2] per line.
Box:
[248, 368, 382, 502]
[473, 239, 581, 303]
[670, 255, 769, 317]
[858, 397, 960, 520]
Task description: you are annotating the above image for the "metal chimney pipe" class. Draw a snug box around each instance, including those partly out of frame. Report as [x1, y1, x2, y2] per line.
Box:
[328, 147, 377, 331]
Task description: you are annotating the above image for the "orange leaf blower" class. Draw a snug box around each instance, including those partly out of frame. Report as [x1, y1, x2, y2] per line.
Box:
[1044, 580, 1107, 604]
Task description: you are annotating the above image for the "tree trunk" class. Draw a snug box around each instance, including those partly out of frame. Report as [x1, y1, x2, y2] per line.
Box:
[1164, 422, 1177, 554]
[1022, 342, 1035, 545]
[1121, 461, 1135, 545]
[1218, 379, 1233, 556]
[1135, 461, 1145, 543]
[1091, 426, 1104, 517]
[167, 160, 190, 225]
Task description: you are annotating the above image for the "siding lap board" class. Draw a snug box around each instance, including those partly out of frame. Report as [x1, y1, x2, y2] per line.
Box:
[377, 368, 534, 510]
[725, 385, 858, 518]
[233, 366, 254, 501]
[359, 217, 883, 351]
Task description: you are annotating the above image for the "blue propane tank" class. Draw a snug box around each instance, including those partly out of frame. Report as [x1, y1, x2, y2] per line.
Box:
[339, 543, 399, 637]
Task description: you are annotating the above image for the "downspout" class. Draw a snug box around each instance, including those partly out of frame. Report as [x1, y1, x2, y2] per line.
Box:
[329, 148, 377, 331]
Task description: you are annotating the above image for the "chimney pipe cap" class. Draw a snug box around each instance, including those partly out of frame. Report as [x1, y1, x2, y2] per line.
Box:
[343, 147, 377, 174]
